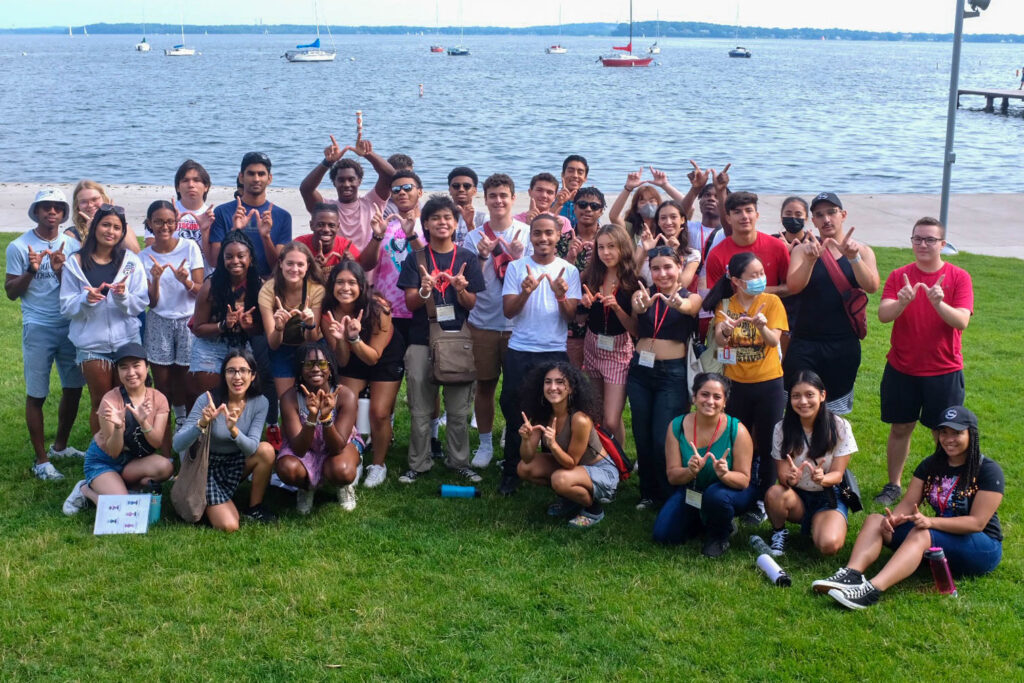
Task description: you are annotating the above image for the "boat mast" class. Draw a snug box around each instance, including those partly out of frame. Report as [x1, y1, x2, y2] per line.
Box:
[629, 0, 633, 55]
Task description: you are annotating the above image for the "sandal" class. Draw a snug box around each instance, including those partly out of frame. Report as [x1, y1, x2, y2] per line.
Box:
[567, 509, 605, 528]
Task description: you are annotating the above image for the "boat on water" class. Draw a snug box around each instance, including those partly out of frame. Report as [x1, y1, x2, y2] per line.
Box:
[647, 41, 660, 55]
[429, 1, 444, 52]
[284, 2, 336, 62]
[546, 45, 567, 54]
[647, 10, 661, 53]
[600, 0, 652, 67]
[430, 45, 444, 53]
[728, 46, 751, 58]
[546, 5, 568, 54]
[165, 14, 195, 56]
[135, 37, 151, 52]
[447, 46, 470, 56]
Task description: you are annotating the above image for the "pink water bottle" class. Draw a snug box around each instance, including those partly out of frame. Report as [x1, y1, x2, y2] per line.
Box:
[924, 547, 957, 596]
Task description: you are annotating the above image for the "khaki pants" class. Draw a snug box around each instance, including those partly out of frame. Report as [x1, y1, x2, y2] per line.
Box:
[404, 344, 473, 472]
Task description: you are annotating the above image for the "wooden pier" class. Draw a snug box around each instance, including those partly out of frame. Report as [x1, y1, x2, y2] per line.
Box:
[956, 88, 1024, 116]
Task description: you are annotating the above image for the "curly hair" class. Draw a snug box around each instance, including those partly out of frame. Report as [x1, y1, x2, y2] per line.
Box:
[210, 230, 262, 337]
[322, 259, 389, 338]
[292, 341, 339, 391]
[520, 362, 599, 427]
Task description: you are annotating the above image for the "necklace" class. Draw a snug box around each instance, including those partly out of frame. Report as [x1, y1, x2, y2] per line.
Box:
[32, 228, 57, 251]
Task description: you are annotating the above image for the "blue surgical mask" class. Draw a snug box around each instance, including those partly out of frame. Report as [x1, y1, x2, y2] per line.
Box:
[744, 276, 767, 295]
[639, 204, 658, 219]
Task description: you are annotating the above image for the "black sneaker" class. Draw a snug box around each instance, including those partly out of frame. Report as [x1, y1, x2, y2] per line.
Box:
[741, 500, 767, 526]
[430, 438, 444, 460]
[873, 483, 902, 506]
[702, 536, 730, 558]
[398, 469, 425, 484]
[828, 580, 881, 610]
[243, 503, 278, 524]
[812, 567, 864, 594]
[498, 472, 520, 496]
[769, 528, 789, 557]
[547, 497, 582, 517]
[450, 466, 483, 484]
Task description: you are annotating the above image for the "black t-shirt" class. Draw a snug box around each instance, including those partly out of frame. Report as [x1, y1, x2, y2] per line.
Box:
[636, 295, 697, 342]
[83, 258, 120, 289]
[586, 288, 634, 336]
[913, 454, 1005, 541]
[397, 245, 485, 347]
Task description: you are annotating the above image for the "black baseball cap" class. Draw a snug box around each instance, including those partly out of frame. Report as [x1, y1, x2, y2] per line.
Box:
[240, 151, 272, 172]
[113, 342, 148, 364]
[809, 191, 843, 211]
[936, 405, 978, 431]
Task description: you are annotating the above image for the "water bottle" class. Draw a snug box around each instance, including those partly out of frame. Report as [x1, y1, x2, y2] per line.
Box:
[925, 547, 957, 596]
[750, 535, 791, 587]
[439, 485, 480, 498]
[357, 387, 371, 436]
[145, 482, 162, 526]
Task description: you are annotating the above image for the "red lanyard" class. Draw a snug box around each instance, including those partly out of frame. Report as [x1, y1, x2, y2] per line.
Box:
[650, 298, 671, 340]
[428, 245, 457, 300]
[692, 414, 724, 458]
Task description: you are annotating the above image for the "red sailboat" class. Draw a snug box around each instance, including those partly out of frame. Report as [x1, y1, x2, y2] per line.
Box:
[600, 0, 653, 67]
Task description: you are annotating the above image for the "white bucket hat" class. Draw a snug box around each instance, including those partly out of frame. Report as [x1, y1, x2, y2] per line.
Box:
[28, 188, 70, 223]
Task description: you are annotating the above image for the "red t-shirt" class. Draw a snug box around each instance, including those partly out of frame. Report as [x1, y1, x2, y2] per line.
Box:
[295, 234, 361, 270]
[882, 262, 973, 376]
[705, 232, 791, 291]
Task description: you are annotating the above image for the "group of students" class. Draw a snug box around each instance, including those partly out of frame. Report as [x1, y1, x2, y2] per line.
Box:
[7, 140, 1004, 609]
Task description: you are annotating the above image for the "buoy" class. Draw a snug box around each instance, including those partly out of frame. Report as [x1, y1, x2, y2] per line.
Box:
[419, 83, 424, 97]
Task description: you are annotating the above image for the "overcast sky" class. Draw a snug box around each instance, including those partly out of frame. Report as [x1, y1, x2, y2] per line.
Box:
[5, 1, 1023, 34]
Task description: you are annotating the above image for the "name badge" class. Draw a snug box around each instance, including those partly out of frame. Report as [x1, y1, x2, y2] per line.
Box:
[716, 346, 737, 365]
[638, 350, 656, 368]
[685, 488, 703, 509]
[597, 334, 615, 351]
[436, 305, 456, 322]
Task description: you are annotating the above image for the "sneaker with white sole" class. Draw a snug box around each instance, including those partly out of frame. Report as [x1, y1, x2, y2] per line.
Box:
[62, 480, 88, 516]
[812, 567, 865, 594]
[32, 461, 64, 481]
[363, 464, 387, 488]
[398, 469, 425, 484]
[873, 483, 902, 506]
[769, 528, 789, 557]
[338, 483, 357, 511]
[450, 466, 483, 484]
[741, 500, 767, 525]
[48, 445, 85, 459]
[295, 488, 314, 515]
[828, 579, 881, 610]
[470, 446, 493, 469]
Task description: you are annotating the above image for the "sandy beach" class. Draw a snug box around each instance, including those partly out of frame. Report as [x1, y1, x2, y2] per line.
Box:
[1, 182, 1020, 259]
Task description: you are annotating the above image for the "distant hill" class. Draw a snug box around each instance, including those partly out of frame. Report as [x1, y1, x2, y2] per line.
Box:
[4, 21, 1023, 43]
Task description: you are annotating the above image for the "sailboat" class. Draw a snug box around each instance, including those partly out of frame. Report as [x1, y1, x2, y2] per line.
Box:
[164, 12, 195, 56]
[546, 5, 567, 54]
[728, 4, 751, 58]
[284, 0, 336, 62]
[600, 0, 652, 67]
[647, 10, 661, 54]
[430, 0, 444, 52]
[135, 9, 151, 52]
[447, 0, 469, 55]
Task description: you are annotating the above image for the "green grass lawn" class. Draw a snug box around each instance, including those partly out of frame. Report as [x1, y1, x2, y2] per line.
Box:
[1, 237, 1020, 679]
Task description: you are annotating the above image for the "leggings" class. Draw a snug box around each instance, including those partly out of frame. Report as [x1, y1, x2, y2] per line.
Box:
[726, 377, 785, 499]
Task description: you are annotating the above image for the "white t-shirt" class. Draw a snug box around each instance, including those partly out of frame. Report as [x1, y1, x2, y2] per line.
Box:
[455, 204, 487, 246]
[140, 239, 204, 319]
[5, 230, 81, 326]
[502, 255, 581, 353]
[771, 415, 857, 492]
[464, 220, 532, 332]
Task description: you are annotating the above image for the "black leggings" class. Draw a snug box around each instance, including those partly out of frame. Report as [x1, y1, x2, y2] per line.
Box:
[726, 377, 785, 498]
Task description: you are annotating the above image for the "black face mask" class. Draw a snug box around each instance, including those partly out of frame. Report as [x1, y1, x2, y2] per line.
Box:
[781, 217, 805, 233]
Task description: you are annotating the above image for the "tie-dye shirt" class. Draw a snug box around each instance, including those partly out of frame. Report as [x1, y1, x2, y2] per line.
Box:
[372, 218, 423, 321]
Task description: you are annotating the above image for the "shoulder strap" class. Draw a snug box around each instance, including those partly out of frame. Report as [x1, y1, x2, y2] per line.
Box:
[820, 248, 854, 295]
[483, 221, 498, 242]
[415, 249, 437, 321]
[701, 227, 722, 265]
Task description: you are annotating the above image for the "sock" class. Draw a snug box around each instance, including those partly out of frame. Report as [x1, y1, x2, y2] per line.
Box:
[477, 432, 492, 452]
[846, 568, 863, 580]
[173, 404, 186, 422]
[431, 419, 440, 439]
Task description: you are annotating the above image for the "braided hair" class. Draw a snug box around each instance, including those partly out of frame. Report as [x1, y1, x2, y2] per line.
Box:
[922, 426, 983, 501]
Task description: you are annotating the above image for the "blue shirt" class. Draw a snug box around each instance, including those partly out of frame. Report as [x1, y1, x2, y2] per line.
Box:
[6, 229, 81, 326]
[210, 199, 292, 278]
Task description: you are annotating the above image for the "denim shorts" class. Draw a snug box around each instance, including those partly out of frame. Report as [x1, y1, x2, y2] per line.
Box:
[83, 440, 128, 485]
[23, 322, 85, 398]
[189, 337, 250, 375]
[269, 345, 301, 379]
[795, 486, 848, 536]
[75, 331, 142, 366]
[890, 521, 1002, 576]
[584, 456, 620, 504]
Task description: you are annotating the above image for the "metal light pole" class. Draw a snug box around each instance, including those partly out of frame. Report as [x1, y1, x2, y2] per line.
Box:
[939, 0, 990, 255]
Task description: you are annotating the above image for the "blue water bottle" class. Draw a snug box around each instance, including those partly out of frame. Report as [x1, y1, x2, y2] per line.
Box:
[439, 485, 480, 498]
[146, 482, 162, 526]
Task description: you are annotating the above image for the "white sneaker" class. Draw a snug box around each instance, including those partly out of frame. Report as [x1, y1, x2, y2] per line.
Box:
[363, 464, 387, 488]
[32, 461, 64, 481]
[62, 480, 88, 515]
[48, 444, 85, 459]
[338, 483, 357, 511]
[471, 446, 493, 469]
[295, 488, 314, 515]
[471, 413, 478, 430]
[437, 412, 447, 427]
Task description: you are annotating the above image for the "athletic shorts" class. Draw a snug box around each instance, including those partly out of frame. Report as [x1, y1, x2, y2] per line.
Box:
[880, 363, 965, 429]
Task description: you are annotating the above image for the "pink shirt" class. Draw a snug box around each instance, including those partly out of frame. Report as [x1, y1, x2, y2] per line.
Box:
[373, 218, 423, 320]
[513, 212, 573, 235]
[325, 190, 388, 250]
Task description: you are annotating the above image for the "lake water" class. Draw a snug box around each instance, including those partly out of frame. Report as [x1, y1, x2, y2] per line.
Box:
[1, 33, 1022, 194]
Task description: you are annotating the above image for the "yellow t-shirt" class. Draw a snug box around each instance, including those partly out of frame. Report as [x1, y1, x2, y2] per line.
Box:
[258, 279, 326, 346]
[713, 293, 788, 384]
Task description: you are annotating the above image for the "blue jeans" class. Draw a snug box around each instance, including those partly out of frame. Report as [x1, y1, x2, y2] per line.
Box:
[890, 522, 1002, 576]
[626, 355, 688, 503]
[653, 483, 757, 543]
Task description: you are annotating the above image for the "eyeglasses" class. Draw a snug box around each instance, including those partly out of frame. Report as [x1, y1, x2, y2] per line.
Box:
[391, 184, 417, 194]
[302, 360, 330, 371]
[575, 201, 603, 211]
[100, 203, 126, 217]
[225, 367, 252, 377]
[449, 182, 474, 191]
[911, 236, 942, 246]
[812, 207, 841, 219]
[149, 219, 177, 228]
[647, 246, 675, 258]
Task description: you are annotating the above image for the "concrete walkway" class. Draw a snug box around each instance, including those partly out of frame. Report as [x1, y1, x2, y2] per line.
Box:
[2, 182, 1021, 259]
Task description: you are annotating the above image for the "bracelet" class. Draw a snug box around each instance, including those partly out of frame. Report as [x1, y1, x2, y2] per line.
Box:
[303, 418, 318, 428]
[301, 322, 317, 330]
[347, 336, 361, 344]
[555, 295, 566, 302]
[372, 233, 384, 241]
[321, 158, 332, 168]
[419, 288, 431, 299]
[140, 425, 153, 434]
[319, 415, 334, 425]
[27, 266, 38, 275]
[849, 253, 862, 264]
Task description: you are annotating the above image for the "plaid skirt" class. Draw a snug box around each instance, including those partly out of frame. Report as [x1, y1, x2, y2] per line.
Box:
[206, 452, 246, 506]
[583, 331, 634, 385]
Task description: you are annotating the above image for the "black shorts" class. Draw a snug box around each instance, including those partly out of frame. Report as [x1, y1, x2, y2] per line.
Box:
[783, 334, 861, 400]
[880, 363, 965, 428]
[340, 358, 405, 383]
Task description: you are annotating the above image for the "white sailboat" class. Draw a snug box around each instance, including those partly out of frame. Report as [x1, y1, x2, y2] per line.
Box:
[647, 10, 661, 54]
[165, 11, 195, 56]
[284, 1, 336, 62]
[135, 7, 151, 51]
[546, 5, 567, 54]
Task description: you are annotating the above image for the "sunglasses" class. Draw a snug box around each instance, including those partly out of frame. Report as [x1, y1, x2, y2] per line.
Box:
[450, 182, 474, 191]
[99, 203, 126, 217]
[36, 201, 65, 213]
[647, 246, 675, 258]
[391, 184, 417, 194]
[575, 200, 603, 211]
[302, 359, 330, 371]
